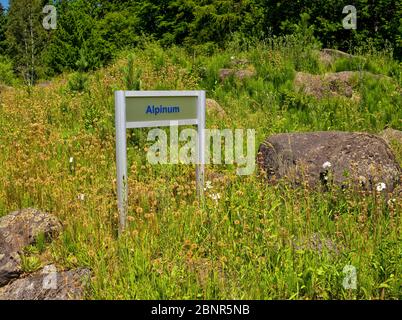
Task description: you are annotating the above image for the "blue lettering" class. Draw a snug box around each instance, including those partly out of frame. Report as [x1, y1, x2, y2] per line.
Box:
[145, 105, 181, 115]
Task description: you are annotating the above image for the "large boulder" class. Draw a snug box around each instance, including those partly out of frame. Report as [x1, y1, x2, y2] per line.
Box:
[257, 131, 401, 191]
[0, 265, 90, 300]
[0, 208, 61, 286]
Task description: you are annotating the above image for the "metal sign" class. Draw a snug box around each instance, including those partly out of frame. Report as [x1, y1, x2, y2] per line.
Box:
[115, 90, 206, 234]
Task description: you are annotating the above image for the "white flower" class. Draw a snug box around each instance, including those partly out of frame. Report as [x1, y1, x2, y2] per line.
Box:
[69, 157, 74, 163]
[204, 181, 213, 191]
[376, 182, 386, 192]
[78, 193, 85, 201]
[230, 56, 235, 60]
[322, 161, 332, 170]
[387, 198, 396, 206]
[210, 193, 221, 202]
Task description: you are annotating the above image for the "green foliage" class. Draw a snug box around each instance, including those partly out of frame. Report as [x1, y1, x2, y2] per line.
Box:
[44, 1, 109, 74]
[20, 254, 42, 273]
[260, 0, 402, 60]
[123, 54, 142, 90]
[68, 72, 88, 92]
[5, 0, 51, 85]
[1, 0, 402, 82]
[0, 4, 7, 55]
[0, 55, 17, 85]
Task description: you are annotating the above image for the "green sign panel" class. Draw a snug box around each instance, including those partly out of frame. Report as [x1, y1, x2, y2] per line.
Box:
[125, 96, 198, 122]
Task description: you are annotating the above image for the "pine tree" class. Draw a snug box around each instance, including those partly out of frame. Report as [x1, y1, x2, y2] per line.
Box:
[0, 3, 7, 55]
[5, 0, 49, 85]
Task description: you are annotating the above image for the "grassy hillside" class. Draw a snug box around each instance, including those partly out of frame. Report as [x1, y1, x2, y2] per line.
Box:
[0, 39, 401, 299]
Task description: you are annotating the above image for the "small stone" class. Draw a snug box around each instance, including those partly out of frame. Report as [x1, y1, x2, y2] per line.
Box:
[206, 98, 226, 118]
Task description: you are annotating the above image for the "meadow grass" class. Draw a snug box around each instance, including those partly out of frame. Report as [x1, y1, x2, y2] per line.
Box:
[0, 40, 401, 299]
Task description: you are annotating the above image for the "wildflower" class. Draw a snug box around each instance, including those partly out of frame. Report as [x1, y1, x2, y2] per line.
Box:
[376, 182, 386, 192]
[69, 157, 75, 174]
[230, 56, 235, 60]
[204, 180, 213, 191]
[210, 193, 221, 202]
[77, 193, 85, 201]
[234, 220, 240, 225]
[387, 198, 396, 207]
[322, 161, 332, 170]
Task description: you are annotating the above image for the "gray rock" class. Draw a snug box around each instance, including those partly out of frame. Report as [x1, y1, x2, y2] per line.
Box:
[0, 266, 90, 300]
[0, 208, 61, 253]
[229, 58, 250, 67]
[235, 69, 256, 80]
[206, 98, 226, 118]
[219, 68, 256, 82]
[0, 208, 61, 286]
[294, 71, 357, 99]
[321, 48, 354, 59]
[381, 128, 402, 146]
[219, 68, 235, 81]
[0, 252, 21, 287]
[257, 131, 401, 191]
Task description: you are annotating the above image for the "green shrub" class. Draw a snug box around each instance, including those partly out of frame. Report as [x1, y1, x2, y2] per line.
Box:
[68, 72, 88, 92]
[124, 54, 142, 90]
[0, 55, 16, 85]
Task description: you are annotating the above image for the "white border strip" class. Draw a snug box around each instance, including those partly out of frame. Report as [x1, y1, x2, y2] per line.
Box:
[126, 119, 198, 128]
[125, 91, 203, 97]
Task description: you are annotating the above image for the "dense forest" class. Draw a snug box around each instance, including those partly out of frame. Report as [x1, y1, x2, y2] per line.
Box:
[0, 0, 401, 85]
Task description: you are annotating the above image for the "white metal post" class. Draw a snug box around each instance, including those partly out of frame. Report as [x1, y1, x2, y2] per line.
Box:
[115, 91, 128, 235]
[196, 91, 206, 202]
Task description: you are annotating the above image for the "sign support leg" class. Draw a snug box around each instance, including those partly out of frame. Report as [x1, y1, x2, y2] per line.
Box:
[115, 91, 128, 236]
[196, 91, 206, 203]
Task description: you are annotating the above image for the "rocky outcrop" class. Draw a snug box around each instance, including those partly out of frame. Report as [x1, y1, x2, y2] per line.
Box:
[0, 252, 21, 287]
[294, 70, 397, 100]
[0, 266, 90, 300]
[0, 208, 89, 300]
[317, 49, 356, 66]
[294, 71, 358, 99]
[0, 208, 62, 253]
[0, 208, 62, 287]
[257, 131, 401, 191]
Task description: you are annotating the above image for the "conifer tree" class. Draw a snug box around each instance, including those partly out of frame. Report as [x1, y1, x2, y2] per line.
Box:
[5, 0, 49, 85]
